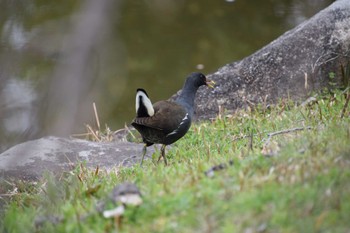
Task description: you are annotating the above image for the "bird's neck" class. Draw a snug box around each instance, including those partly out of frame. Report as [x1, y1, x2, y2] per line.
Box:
[176, 86, 198, 116]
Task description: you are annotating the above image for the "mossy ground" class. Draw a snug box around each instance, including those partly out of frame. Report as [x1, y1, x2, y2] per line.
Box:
[1, 91, 350, 233]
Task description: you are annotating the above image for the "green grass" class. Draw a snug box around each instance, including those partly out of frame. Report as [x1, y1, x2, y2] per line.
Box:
[1, 91, 350, 233]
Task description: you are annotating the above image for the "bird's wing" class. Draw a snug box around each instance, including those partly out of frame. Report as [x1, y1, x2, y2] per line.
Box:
[132, 101, 187, 134]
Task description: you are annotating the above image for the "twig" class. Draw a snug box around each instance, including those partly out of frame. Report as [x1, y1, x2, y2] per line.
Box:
[93, 102, 101, 131]
[263, 126, 312, 147]
[232, 134, 251, 141]
[311, 52, 340, 73]
[70, 132, 90, 138]
[340, 92, 350, 119]
[232, 131, 268, 142]
[204, 160, 234, 178]
[113, 128, 127, 135]
[86, 124, 101, 142]
[124, 123, 136, 140]
[248, 131, 254, 151]
[0, 193, 17, 197]
[63, 153, 75, 170]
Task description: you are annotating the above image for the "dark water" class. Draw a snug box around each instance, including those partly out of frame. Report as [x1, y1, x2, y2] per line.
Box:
[0, 0, 334, 150]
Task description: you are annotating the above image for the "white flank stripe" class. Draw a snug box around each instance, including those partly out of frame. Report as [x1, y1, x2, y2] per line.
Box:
[167, 113, 188, 136]
[179, 113, 188, 125]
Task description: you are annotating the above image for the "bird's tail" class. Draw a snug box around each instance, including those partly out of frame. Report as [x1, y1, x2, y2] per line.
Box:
[135, 88, 154, 117]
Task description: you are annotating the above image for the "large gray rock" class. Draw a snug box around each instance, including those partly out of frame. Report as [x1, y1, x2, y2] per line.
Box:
[0, 136, 152, 181]
[192, 0, 350, 119]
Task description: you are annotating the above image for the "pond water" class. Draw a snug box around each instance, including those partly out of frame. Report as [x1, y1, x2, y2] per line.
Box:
[0, 0, 334, 150]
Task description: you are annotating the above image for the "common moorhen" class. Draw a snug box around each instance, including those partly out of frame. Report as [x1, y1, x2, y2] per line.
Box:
[131, 72, 214, 166]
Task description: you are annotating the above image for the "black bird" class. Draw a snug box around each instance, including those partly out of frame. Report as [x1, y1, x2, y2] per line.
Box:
[131, 72, 214, 166]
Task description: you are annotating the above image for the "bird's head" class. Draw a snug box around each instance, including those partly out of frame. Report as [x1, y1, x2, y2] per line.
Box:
[187, 72, 215, 89]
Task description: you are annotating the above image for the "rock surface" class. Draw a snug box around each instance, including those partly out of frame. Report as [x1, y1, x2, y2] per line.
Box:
[0, 136, 153, 181]
[191, 0, 350, 120]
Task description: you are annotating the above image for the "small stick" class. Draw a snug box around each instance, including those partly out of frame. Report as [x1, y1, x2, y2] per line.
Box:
[248, 131, 254, 151]
[268, 126, 312, 137]
[232, 135, 251, 141]
[263, 126, 312, 148]
[86, 124, 101, 142]
[340, 92, 350, 119]
[232, 130, 268, 142]
[70, 132, 90, 138]
[124, 123, 136, 140]
[304, 72, 308, 90]
[93, 102, 101, 131]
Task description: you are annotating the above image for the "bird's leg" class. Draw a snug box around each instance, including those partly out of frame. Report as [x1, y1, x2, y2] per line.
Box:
[157, 145, 168, 165]
[140, 144, 147, 166]
[161, 145, 168, 165]
[157, 146, 162, 163]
